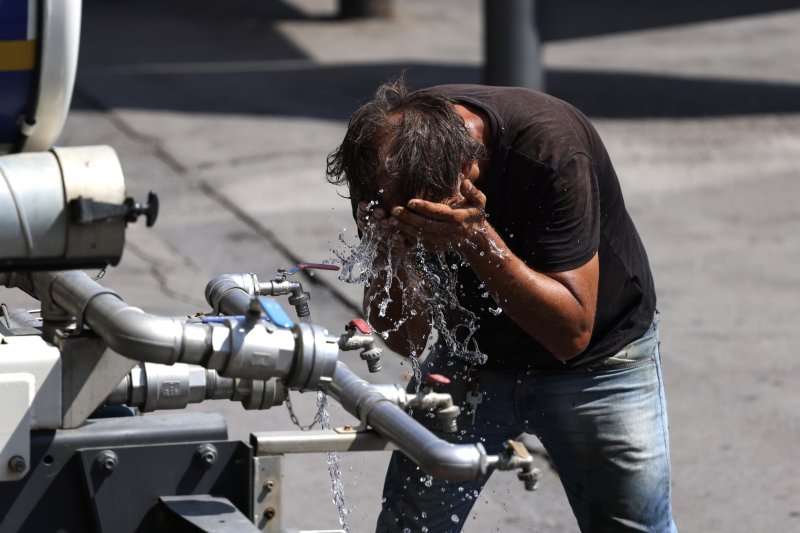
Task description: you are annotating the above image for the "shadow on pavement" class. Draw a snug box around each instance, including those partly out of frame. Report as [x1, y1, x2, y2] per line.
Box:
[75, 62, 800, 120]
[76, 0, 800, 119]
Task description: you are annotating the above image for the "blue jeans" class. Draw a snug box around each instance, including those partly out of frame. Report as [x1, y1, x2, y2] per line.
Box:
[377, 316, 677, 532]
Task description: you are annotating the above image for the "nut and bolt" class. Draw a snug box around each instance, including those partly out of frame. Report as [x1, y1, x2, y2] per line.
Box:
[94, 450, 119, 474]
[8, 455, 26, 474]
[262, 479, 275, 491]
[195, 443, 218, 468]
[263, 507, 276, 520]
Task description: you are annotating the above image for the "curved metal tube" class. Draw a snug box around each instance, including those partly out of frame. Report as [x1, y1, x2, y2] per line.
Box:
[327, 362, 488, 481]
[205, 272, 258, 315]
[30, 270, 337, 390]
[33, 270, 210, 365]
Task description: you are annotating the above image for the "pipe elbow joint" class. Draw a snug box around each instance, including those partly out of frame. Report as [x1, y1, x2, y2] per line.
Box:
[205, 272, 259, 313]
[101, 306, 188, 365]
[418, 442, 488, 481]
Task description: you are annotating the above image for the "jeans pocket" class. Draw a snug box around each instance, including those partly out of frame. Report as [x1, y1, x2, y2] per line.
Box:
[589, 327, 659, 372]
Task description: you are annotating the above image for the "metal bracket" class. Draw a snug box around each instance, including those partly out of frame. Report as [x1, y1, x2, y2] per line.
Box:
[70, 191, 159, 227]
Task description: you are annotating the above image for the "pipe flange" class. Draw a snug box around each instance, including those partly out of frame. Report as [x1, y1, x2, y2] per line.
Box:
[287, 323, 338, 391]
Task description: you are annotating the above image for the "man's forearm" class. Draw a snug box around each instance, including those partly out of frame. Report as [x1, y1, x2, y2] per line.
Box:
[461, 222, 597, 361]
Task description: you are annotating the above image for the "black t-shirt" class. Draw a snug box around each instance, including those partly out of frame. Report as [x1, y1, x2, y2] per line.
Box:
[428, 84, 656, 371]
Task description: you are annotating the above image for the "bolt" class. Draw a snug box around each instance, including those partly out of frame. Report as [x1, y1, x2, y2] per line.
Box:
[94, 450, 118, 474]
[262, 479, 275, 491]
[8, 455, 26, 474]
[263, 507, 276, 520]
[195, 443, 218, 468]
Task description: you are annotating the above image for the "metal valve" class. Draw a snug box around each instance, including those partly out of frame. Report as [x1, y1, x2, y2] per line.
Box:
[339, 319, 382, 373]
[274, 262, 340, 280]
[265, 263, 340, 319]
[500, 440, 541, 492]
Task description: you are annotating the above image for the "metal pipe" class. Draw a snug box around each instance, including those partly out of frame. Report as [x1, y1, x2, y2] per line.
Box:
[252, 429, 396, 455]
[205, 272, 258, 315]
[207, 273, 488, 480]
[327, 362, 488, 481]
[33, 270, 208, 365]
[29, 270, 338, 389]
[107, 362, 288, 412]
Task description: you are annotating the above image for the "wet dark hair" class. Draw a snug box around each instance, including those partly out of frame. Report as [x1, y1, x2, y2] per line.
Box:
[326, 78, 486, 209]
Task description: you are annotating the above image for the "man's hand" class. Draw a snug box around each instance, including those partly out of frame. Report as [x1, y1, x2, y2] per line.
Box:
[382, 179, 488, 253]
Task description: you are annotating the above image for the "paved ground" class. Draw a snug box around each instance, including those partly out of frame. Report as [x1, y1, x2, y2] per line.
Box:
[3, 1, 799, 531]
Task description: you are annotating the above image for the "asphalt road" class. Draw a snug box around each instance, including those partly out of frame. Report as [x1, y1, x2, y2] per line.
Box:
[2, 1, 799, 531]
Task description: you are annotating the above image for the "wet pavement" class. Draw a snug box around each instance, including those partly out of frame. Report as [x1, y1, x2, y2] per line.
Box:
[3, 1, 799, 531]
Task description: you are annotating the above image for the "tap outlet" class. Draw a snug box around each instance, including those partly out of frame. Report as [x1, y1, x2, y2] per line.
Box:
[339, 319, 383, 372]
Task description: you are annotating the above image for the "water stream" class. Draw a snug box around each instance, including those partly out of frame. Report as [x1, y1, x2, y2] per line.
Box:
[325, 219, 495, 530]
[316, 391, 351, 532]
[334, 223, 487, 368]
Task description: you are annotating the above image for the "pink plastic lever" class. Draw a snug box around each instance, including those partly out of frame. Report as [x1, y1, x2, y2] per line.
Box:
[348, 318, 372, 334]
[425, 374, 451, 386]
[296, 262, 340, 271]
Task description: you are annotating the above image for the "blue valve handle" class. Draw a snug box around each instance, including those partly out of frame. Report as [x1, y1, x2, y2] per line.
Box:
[200, 298, 294, 329]
[258, 297, 294, 328]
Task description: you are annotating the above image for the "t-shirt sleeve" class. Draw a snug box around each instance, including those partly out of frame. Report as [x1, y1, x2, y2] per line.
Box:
[521, 152, 600, 272]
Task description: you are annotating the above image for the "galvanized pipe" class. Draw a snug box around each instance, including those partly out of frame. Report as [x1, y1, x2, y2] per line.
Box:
[33, 270, 209, 366]
[327, 362, 488, 481]
[204, 272, 258, 315]
[107, 362, 288, 412]
[29, 270, 338, 389]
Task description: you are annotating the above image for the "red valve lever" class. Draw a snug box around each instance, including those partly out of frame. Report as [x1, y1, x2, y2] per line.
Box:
[283, 263, 341, 275]
[296, 262, 340, 272]
[348, 318, 372, 334]
[425, 374, 451, 386]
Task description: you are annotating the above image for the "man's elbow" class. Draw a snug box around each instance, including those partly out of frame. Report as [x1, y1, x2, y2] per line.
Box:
[551, 325, 593, 362]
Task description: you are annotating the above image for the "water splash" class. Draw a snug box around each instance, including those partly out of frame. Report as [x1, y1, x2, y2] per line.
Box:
[333, 223, 487, 366]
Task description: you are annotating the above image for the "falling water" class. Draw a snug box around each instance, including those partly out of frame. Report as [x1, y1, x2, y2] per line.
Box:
[316, 391, 351, 532]
[328, 218, 494, 530]
[333, 223, 487, 368]
[293, 301, 351, 530]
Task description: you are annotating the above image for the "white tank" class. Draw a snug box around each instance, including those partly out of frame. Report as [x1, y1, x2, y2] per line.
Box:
[0, 0, 81, 154]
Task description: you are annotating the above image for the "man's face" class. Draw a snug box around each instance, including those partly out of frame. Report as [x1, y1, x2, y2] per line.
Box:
[373, 173, 405, 212]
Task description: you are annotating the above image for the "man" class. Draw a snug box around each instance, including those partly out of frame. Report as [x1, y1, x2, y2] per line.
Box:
[326, 79, 677, 532]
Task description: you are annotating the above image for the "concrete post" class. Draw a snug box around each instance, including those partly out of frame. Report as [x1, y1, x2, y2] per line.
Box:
[339, 0, 394, 19]
[483, 0, 543, 91]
